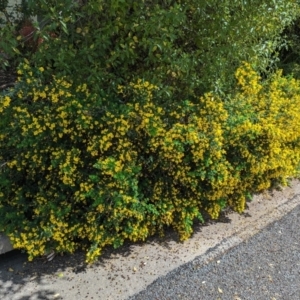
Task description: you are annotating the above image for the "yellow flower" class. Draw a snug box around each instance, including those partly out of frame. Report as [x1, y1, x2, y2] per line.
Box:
[2, 96, 11, 108]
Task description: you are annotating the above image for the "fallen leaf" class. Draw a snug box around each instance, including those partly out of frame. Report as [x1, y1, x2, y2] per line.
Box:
[8, 268, 13, 272]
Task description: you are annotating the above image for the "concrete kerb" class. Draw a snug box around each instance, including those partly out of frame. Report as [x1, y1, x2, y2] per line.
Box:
[0, 234, 13, 255]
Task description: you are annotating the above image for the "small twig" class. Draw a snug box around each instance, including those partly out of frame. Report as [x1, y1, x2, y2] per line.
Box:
[46, 250, 56, 262]
[21, 29, 35, 43]
[0, 162, 8, 168]
[0, 82, 15, 90]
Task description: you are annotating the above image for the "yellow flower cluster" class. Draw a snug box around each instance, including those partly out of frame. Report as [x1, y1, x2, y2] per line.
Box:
[1, 63, 300, 263]
[8, 229, 47, 261]
[0, 96, 11, 113]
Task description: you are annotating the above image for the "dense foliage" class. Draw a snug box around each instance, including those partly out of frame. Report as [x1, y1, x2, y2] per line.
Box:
[1, 1, 300, 262]
[1, 0, 299, 96]
[1, 62, 300, 262]
[279, 15, 300, 78]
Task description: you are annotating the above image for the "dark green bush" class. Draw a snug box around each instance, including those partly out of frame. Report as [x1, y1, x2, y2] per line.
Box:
[278, 14, 300, 77]
[1, 0, 299, 96]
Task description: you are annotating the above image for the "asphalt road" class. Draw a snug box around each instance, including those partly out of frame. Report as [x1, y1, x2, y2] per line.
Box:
[129, 204, 300, 300]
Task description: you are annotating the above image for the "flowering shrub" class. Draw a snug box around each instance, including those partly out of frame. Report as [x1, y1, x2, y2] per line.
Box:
[1, 61, 300, 262]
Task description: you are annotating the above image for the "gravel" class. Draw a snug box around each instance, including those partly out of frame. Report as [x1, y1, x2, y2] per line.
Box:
[128, 204, 300, 300]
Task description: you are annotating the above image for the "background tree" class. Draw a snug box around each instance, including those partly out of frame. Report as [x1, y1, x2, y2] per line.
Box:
[1, 0, 299, 99]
